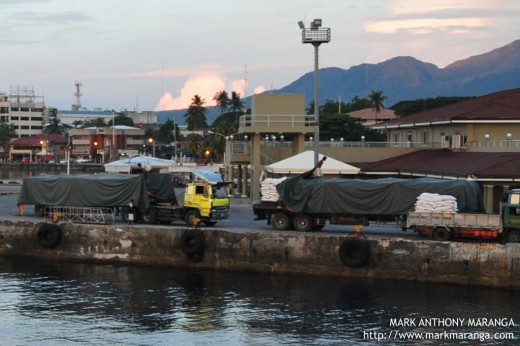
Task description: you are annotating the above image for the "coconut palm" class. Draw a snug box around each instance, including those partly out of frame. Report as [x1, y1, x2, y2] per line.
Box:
[228, 91, 245, 117]
[368, 90, 387, 121]
[213, 90, 229, 115]
[184, 95, 208, 131]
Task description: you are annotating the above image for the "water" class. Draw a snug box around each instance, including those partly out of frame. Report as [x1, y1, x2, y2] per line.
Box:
[0, 257, 518, 345]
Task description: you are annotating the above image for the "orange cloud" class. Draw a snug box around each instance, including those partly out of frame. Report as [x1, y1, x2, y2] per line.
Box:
[254, 85, 266, 94]
[155, 72, 226, 111]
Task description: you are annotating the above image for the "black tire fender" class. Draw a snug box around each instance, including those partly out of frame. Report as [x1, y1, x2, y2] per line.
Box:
[179, 230, 204, 255]
[37, 223, 62, 248]
[338, 238, 370, 267]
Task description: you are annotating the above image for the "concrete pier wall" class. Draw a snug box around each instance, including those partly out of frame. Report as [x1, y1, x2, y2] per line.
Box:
[1, 220, 519, 289]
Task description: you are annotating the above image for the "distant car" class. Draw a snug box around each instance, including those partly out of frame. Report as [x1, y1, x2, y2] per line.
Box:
[76, 158, 89, 163]
[48, 160, 55, 164]
[21, 157, 30, 163]
[196, 159, 208, 166]
[60, 159, 70, 164]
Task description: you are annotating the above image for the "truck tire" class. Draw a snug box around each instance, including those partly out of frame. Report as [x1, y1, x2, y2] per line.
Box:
[179, 230, 204, 255]
[432, 227, 450, 241]
[272, 213, 291, 231]
[506, 230, 520, 243]
[203, 221, 217, 226]
[37, 223, 62, 248]
[34, 205, 45, 217]
[185, 209, 201, 227]
[141, 208, 157, 224]
[293, 214, 314, 232]
[338, 238, 370, 267]
[121, 207, 139, 223]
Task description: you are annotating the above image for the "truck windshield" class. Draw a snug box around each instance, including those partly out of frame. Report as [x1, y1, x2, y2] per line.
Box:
[212, 185, 228, 198]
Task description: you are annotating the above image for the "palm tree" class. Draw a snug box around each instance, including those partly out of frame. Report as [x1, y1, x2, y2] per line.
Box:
[0, 120, 16, 161]
[184, 95, 208, 131]
[44, 117, 64, 135]
[228, 91, 245, 120]
[368, 90, 387, 121]
[213, 90, 229, 115]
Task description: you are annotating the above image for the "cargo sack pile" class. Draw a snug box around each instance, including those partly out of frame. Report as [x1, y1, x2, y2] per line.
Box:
[260, 177, 287, 202]
[414, 192, 458, 213]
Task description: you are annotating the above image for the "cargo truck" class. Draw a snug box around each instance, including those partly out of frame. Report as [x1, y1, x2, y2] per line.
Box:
[18, 169, 230, 226]
[253, 158, 484, 233]
[406, 188, 520, 243]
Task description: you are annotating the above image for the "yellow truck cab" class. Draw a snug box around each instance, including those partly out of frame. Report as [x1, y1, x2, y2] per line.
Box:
[183, 181, 230, 226]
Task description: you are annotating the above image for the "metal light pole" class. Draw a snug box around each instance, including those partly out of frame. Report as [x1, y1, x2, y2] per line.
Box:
[299, 19, 331, 165]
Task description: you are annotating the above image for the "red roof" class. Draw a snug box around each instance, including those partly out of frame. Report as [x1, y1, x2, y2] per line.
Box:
[378, 88, 520, 126]
[11, 134, 68, 145]
[359, 150, 520, 180]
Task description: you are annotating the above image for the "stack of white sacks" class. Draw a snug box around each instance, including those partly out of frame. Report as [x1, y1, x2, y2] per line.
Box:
[260, 177, 287, 202]
[414, 192, 458, 213]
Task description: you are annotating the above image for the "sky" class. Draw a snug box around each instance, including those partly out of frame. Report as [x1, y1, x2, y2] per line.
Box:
[1, 0, 519, 113]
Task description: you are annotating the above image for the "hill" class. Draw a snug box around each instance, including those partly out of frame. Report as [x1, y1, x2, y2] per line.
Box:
[159, 40, 520, 124]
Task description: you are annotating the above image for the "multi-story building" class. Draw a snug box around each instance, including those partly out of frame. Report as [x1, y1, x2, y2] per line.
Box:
[70, 125, 145, 163]
[8, 86, 45, 137]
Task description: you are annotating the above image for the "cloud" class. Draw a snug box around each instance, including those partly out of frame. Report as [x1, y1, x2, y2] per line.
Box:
[365, 17, 490, 34]
[254, 86, 266, 94]
[385, 0, 504, 15]
[155, 72, 226, 111]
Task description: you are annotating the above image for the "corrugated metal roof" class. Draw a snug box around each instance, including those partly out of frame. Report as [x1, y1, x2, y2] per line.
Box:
[359, 150, 520, 181]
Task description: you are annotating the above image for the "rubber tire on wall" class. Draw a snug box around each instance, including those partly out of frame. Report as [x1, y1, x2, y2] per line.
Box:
[338, 238, 370, 267]
[37, 223, 62, 248]
[179, 230, 204, 255]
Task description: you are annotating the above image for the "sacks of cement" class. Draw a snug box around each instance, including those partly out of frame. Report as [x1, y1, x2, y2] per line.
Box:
[415, 192, 458, 213]
[260, 177, 287, 202]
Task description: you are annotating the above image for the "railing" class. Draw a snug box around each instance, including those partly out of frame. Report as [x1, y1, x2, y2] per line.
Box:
[45, 206, 115, 224]
[239, 114, 315, 128]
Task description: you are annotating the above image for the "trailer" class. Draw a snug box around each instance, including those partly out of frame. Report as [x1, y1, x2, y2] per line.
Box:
[253, 158, 484, 232]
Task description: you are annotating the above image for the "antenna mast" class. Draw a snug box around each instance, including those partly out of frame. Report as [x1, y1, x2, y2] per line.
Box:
[72, 80, 82, 111]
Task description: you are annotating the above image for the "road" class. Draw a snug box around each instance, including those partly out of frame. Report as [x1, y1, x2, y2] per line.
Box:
[0, 184, 422, 240]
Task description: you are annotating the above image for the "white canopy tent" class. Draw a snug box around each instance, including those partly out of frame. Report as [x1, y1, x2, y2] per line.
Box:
[265, 150, 360, 175]
[104, 155, 176, 173]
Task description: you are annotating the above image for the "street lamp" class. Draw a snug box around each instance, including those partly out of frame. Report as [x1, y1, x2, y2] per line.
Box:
[299, 18, 331, 165]
[148, 137, 155, 157]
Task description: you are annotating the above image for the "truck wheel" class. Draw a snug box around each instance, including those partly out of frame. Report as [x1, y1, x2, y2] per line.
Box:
[34, 205, 45, 217]
[293, 214, 314, 232]
[185, 209, 201, 227]
[141, 208, 157, 224]
[506, 230, 520, 243]
[272, 213, 291, 231]
[203, 221, 217, 226]
[339, 238, 370, 267]
[37, 223, 62, 248]
[121, 207, 139, 223]
[432, 227, 450, 241]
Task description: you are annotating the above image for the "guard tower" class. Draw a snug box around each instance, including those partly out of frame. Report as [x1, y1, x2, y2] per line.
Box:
[237, 93, 313, 200]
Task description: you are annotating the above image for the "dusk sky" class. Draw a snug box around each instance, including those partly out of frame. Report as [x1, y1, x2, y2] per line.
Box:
[1, 0, 519, 113]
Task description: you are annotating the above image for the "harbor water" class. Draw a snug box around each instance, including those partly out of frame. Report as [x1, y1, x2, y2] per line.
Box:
[0, 257, 518, 345]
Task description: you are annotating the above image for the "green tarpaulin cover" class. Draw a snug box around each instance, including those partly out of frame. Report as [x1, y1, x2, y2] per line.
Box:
[18, 174, 149, 211]
[276, 175, 484, 215]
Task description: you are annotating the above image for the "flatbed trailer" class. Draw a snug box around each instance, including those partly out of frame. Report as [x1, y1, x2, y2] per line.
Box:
[406, 211, 502, 241]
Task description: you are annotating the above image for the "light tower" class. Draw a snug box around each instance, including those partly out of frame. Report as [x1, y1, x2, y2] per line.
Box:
[298, 19, 331, 165]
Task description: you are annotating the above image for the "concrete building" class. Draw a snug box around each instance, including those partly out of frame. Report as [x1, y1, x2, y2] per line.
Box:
[6, 86, 45, 138]
[70, 125, 145, 163]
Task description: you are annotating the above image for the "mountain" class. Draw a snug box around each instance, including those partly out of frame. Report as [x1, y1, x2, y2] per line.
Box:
[273, 39, 520, 108]
[159, 40, 520, 124]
